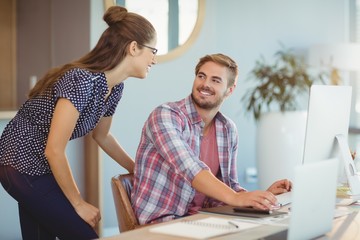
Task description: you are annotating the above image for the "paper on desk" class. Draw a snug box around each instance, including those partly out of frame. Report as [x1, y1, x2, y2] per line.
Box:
[232, 213, 290, 227]
[149, 216, 260, 239]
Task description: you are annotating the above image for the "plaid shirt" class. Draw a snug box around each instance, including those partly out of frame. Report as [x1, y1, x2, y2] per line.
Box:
[131, 95, 245, 224]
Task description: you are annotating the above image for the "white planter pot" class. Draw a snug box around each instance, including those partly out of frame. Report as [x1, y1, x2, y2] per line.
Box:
[256, 111, 307, 190]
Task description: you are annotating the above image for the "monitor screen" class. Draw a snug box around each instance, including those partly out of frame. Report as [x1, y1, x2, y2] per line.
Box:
[302, 85, 352, 183]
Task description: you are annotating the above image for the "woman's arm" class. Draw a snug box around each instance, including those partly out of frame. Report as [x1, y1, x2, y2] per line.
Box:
[92, 116, 135, 173]
[45, 98, 101, 228]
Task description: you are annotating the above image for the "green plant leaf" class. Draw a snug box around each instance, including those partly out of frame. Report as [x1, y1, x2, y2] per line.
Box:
[241, 44, 328, 121]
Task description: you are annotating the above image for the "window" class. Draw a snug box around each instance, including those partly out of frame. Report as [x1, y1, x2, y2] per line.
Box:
[117, 0, 198, 55]
[347, 0, 360, 154]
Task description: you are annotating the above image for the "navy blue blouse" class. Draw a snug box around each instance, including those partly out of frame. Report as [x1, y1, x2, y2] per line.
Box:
[0, 68, 124, 175]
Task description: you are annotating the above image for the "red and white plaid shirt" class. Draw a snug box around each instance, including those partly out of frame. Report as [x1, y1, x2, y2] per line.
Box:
[131, 95, 245, 224]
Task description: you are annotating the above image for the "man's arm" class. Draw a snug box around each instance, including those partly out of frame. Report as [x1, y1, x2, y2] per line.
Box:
[192, 170, 279, 210]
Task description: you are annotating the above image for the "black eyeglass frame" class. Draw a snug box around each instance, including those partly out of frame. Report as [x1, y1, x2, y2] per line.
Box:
[138, 43, 158, 55]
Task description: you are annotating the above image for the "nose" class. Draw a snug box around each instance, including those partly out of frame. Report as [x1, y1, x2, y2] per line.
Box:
[151, 56, 157, 65]
[202, 78, 212, 87]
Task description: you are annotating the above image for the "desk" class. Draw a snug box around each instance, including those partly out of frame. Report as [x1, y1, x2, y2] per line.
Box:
[101, 207, 360, 240]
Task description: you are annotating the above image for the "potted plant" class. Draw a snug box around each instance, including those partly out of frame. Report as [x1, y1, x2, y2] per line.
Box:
[242, 45, 326, 189]
[242, 45, 325, 120]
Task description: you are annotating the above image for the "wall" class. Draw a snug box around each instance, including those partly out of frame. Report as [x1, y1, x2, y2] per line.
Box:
[0, 0, 350, 238]
[0, 0, 16, 110]
[0, 0, 89, 239]
[17, 0, 90, 106]
[0, 119, 21, 239]
[97, 0, 350, 235]
[0, 118, 85, 239]
[16, 0, 89, 199]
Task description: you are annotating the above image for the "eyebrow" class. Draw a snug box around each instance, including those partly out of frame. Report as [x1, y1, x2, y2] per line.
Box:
[198, 71, 223, 81]
[212, 76, 223, 82]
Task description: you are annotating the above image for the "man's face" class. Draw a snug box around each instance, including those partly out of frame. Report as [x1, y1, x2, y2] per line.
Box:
[191, 61, 233, 110]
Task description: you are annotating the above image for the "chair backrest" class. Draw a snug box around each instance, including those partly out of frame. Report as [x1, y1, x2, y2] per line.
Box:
[111, 173, 139, 232]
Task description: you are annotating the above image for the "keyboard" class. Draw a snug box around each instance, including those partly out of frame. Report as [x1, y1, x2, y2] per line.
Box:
[276, 192, 356, 207]
[276, 191, 292, 206]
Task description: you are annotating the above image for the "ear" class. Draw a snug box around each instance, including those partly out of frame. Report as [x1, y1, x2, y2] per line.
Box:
[128, 41, 138, 56]
[225, 83, 236, 97]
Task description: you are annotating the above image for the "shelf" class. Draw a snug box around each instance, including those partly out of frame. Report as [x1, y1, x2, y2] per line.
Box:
[0, 111, 16, 120]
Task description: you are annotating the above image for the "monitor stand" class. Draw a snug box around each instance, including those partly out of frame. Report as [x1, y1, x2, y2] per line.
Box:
[336, 134, 360, 195]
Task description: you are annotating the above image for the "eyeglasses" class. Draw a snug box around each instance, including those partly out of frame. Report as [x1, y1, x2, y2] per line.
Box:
[139, 44, 158, 55]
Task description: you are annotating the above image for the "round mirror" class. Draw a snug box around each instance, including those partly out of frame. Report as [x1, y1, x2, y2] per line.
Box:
[104, 0, 205, 63]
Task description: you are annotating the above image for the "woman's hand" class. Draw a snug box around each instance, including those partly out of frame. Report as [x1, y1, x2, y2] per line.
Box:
[74, 199, 101, 228]
[266, 179, 292, 195]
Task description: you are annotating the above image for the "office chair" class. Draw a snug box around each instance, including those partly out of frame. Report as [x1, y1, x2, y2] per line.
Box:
[111, 173, 141, 232]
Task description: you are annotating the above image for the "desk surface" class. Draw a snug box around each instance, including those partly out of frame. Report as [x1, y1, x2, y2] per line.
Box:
[100, 206, 360, 240]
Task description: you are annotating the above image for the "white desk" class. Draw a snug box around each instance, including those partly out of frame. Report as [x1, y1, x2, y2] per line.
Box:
[100, 206, 360, 240]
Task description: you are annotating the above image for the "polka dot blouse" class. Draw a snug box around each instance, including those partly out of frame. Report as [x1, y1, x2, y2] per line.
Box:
[0, 68, 124, 176]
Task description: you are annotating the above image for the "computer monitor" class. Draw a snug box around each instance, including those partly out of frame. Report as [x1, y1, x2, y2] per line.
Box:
[302, 85, 352, 165]
[302, 85, 360, 194]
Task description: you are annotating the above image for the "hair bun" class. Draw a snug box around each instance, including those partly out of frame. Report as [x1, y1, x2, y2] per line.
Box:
[103, 6, 128, 27]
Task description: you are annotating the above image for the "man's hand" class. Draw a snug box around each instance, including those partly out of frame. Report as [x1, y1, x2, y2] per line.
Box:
[266, 179, 292, 195]
[233, 191, 278, 210]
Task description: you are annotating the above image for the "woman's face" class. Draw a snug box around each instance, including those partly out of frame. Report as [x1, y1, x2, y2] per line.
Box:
[133, 38, 157, 79]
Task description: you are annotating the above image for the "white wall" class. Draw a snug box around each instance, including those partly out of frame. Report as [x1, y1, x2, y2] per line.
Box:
[95, 0, 350, 235]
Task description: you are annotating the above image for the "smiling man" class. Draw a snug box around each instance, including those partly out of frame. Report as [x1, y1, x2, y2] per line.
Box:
[131, 53, 291, 224]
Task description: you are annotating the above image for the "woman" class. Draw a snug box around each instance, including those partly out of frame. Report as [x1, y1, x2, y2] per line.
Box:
[0, 5, 157, 240]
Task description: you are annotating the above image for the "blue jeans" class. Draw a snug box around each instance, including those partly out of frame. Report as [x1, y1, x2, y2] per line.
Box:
[0, 165, 98, 240]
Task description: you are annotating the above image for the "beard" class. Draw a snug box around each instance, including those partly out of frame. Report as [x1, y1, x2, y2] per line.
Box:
[191, 87, 225, 110]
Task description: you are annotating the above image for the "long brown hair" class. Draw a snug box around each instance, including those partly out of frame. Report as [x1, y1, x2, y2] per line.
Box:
[28, 6, 156, 98]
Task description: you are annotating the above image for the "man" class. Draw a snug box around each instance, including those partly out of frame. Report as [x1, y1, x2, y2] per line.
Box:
[131, 53, 291, 224]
